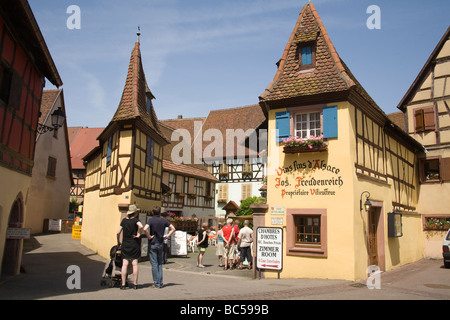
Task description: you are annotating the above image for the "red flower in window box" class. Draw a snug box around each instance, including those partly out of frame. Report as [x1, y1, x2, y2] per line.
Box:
[282, 135, 327, 153]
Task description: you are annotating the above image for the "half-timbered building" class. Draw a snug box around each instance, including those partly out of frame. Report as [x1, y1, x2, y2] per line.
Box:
[81, 35, 169, 259]
[0, 0, 62, 276]
[397, 26, 450, 259]
[258, 3, 425, 281]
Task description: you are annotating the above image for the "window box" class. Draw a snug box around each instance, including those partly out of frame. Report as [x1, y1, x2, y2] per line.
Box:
[283, 145, 328, 154]
[281, 135, 328, 154]
[219, 172, 229, 182]
[424, 217, 450, 231]
[242, 171, 252, 179]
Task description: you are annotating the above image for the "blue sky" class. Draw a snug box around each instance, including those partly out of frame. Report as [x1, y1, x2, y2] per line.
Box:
[29, 0, 449, 128]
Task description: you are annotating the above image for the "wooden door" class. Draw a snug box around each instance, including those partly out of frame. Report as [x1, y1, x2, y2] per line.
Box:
[368, 209, 378, 266]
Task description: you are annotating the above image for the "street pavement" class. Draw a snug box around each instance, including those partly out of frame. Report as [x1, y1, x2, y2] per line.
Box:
[0, 233, 449, 302]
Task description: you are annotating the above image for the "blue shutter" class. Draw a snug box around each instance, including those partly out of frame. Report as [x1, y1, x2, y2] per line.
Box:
[323, 106, 338, 138]
[302, 46, 312, 65]
[275, 111, 290, 142]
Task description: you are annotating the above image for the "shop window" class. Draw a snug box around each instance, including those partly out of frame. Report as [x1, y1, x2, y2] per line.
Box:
[287, 209, 327, 257]
[295, 216, 321, 244]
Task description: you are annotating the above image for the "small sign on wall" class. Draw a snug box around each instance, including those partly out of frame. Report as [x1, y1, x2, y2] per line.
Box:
[7, 228, 31, 240]
[270, 206, 285, 215]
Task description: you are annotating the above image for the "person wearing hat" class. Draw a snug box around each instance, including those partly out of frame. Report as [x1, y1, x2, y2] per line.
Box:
[117, 204, 145, 290]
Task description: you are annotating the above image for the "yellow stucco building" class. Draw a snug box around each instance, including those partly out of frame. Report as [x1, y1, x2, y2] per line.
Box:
[81, 35, 169, 259]
[258, 4, 425, 281]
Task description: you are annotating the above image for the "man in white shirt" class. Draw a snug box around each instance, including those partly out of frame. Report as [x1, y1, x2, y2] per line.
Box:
[237, 220, 253, 270]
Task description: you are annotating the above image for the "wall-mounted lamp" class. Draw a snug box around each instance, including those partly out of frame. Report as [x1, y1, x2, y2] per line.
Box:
[360, 191, 372, 212]
[37, 107, 66, 134]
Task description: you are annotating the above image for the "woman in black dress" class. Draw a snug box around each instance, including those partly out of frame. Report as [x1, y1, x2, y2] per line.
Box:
[117, 204, 144, 289]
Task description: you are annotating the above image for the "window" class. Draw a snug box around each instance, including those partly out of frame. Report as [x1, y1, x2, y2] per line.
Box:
[287, 209, 327, 257]
[298, 42, 316, 71]
[419, 157, 450, 183]
[0, 62, 12, 104]
[295, 112, 321, 138]
[47, 157, 57, 178]
[205, 181, 211, 197]
[301, 46, 312, 65]
[422, 159, 440, 181]
[414, 107, 435, 133]
[295, 216, 321, 245]
[241, 184, 252, 200]
[218, 184, 228, 202]
[276, 105, 338, 143]
[106, 136, 112, 166]
[194, 179, 204, 196]
[146, 137, 154, 166]
[146, 96, 152, 114]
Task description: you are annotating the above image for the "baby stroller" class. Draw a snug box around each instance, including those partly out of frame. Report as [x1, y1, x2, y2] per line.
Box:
[100, 245, 124, 288]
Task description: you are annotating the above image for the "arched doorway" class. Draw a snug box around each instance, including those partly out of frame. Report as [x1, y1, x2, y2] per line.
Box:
[2, 195, 24, 276]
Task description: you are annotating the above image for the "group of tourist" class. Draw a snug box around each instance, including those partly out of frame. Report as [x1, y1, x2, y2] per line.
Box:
[211, 219, 253, 270]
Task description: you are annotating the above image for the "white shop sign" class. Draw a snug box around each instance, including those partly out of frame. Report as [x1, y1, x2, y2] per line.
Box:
[171, 230, 188, 256]
[256, 227, 283, 271]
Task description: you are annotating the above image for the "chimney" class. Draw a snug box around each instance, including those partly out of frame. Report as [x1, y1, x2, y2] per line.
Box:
[177, 115, 183, 119]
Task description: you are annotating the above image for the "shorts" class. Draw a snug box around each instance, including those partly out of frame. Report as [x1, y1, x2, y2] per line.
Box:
[223, 243, 235, 259]
[199, 247, 207, 252]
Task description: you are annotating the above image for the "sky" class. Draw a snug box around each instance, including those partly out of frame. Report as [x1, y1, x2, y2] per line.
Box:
[29, 0, 450, 128]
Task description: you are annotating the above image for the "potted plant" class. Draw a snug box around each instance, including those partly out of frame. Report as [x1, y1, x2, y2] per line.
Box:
[282, 135, 327, 153]
[219, 172, 229, 181]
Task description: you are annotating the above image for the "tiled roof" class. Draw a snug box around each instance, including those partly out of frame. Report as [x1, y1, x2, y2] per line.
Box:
[109, 40, 167, 144]
[161, 117, 206, 145]
[162, 159, 218, 182]
[39, 89, 61, 124]
[387, 112, 407, 132]
[68, 127, 104, 169]
[259, 3, 355, 102]
[198, 104, 266, 159]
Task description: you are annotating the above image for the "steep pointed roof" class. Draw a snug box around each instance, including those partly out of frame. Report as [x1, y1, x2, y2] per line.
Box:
[99, 39, 168, 145]
[259, 3, 355, 102]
